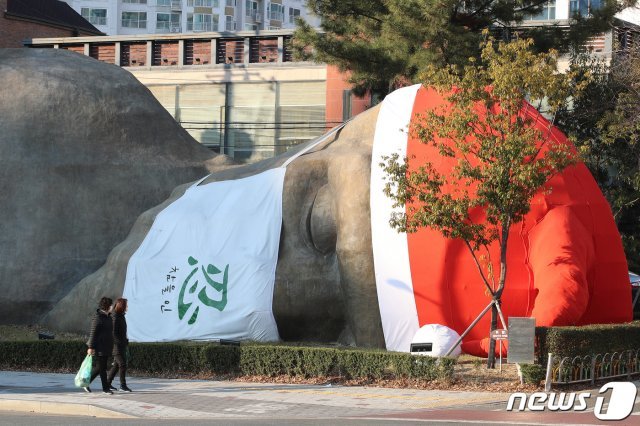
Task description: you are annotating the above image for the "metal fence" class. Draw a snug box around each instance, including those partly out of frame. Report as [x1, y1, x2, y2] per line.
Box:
[544, 349, 640, 391]
[147, 81, 332, 164]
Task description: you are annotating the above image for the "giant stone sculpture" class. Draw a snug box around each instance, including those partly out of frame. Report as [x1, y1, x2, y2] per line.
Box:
[44, 108, 384, 346]
[9, 50, 628, 356]
[0, 48, 230, 323]
[44, 84, 632, 356]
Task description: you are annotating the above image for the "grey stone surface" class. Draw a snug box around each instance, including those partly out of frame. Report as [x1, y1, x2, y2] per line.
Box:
[0, 48, 232, 324]
[43, 105, 386, 348]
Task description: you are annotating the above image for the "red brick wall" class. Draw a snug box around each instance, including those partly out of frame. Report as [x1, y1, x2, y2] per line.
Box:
[89, 44, 116, 64]
[0, 0, 95, 48]
[586, 34, 606, 53]
[121, 42, 147, 66]
[153, 41, 179, 66]
[61, 44, 84, 54]
[217, 39, 243, 64]
[325, 65, 370, 127]
[185, 40, 211, 65]
[250, 38, 278, 63]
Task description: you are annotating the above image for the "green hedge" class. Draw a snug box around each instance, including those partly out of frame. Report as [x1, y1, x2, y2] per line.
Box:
[519, 364, 546, 385]
[0, 341, 87, 370]
[535, 321, 640, 364]
[0, 341, 455, 382]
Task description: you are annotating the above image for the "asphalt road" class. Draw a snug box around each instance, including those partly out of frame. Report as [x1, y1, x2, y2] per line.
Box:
[0, 411, 557, 426]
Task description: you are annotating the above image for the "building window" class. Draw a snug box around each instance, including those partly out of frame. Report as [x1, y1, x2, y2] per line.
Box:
[245, 0, 258, 18]
[226, 0, 236, 6]
[122, 11, 148, 28]
[269, 3, 284, 21]
[570, 0, 601, 16]
[157, 0, 171, 6]
[288, 7, 300, 24]
[525, 1, 555, 20]
[122, 0, 148, 4]
[225, 15, 236, 30]
[187, 13, 217, 31]
[187, 0, 219, 6]
[157, 12, 181, 31]
[342, 89, 352, 121]
[81, 8, 107, 26]
[268, 26, 280, 30]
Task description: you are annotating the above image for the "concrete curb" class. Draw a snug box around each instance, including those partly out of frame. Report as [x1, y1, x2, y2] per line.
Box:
[0, 399, 137, 418]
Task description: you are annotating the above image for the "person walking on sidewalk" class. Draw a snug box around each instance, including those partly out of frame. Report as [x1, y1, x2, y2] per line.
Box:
[107, 297, 132, 392]
[85, 297, 114, 394]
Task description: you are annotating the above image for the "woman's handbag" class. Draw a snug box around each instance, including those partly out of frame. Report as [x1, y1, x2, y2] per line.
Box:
[74, 354, 93, 387]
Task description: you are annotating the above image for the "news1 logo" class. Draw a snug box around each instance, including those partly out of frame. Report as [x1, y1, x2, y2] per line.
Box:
[506, 382, 638, 420]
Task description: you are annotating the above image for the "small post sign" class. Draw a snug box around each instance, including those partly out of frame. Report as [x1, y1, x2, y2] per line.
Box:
[507, 317, 536, 364]
[490, 329, 508, 340]
[490, 329, 508, 372]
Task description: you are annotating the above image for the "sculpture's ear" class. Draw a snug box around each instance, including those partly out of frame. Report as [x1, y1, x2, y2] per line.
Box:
[308, 184, 337, 255]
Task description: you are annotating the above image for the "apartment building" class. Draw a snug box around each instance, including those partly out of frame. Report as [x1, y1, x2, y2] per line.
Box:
[61, 0, 319, 36]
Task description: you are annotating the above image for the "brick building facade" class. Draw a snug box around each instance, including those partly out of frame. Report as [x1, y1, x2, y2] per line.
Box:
[1, 0, 102, 48]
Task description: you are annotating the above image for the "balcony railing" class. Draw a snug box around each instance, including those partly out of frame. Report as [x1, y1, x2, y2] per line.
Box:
[192, 22, 214, 32]
[156, 22, 182, 32]
[86, 16, 107, 26]
[269, 11, 283, 22]
[188, 0, 218, 6]
[122, 19, 148, 28]
[246, 10, 260, 20]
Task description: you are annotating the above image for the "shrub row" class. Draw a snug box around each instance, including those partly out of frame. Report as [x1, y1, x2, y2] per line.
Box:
[519, 363, 547, 385]
[0, 340, 455, 382]
[535, 321, 640, 364]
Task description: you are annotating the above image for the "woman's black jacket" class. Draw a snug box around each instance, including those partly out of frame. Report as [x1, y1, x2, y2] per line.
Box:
[112, 312, 128, 356]
[86, 309, 113, 356]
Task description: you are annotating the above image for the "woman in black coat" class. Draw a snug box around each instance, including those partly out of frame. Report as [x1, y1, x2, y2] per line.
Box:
[107, 298, 132, 392]
[85, 296, 114, 394]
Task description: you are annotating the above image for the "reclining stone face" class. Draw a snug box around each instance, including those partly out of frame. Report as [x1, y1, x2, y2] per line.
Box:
[0, 48, 228, 324]
[44, 85, 632, 357]
[44, 105, 386, 348]
[18, 51, 628, 355]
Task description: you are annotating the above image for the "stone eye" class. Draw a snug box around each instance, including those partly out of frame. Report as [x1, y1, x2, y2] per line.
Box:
[308, 184, 337, 255]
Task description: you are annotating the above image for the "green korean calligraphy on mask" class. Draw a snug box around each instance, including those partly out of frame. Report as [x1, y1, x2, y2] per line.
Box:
[178, 256, 229, 325]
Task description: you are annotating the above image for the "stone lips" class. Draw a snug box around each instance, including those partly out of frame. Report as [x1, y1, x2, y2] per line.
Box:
[0, 48, 230, 324]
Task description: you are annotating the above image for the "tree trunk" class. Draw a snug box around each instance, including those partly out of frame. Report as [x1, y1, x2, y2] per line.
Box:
[486, 303, 498, 369]
[487, 221, 510, 369]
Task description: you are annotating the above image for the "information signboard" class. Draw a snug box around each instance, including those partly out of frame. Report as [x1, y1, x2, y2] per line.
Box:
[507, 317, 535, 364]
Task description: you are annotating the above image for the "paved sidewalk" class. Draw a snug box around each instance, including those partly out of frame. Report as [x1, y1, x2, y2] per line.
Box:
[1, 371, 639, 424]
[0, 371, 507, 420]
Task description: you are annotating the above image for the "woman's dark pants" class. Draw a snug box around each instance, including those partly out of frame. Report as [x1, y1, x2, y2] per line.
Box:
[89, 355, 109, 391]
[107, 354, 127, 387]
